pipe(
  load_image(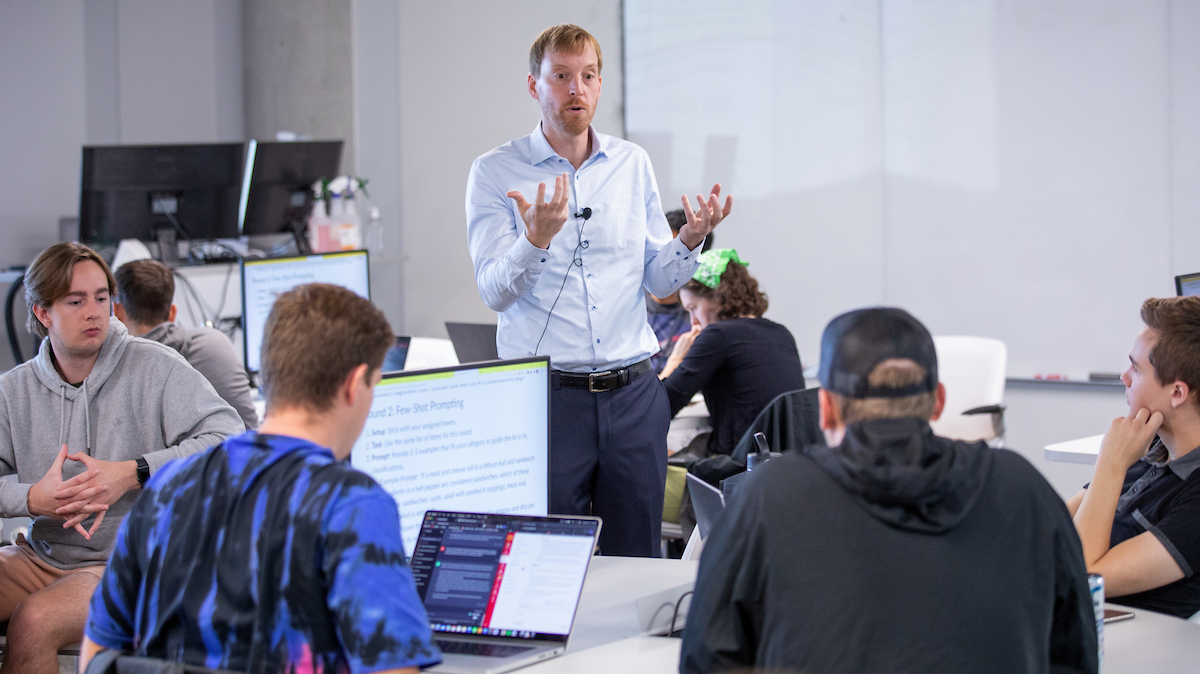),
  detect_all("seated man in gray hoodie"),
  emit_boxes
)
[113,259,258,429]
[680,307,1098,674]
[0,242,243,673]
